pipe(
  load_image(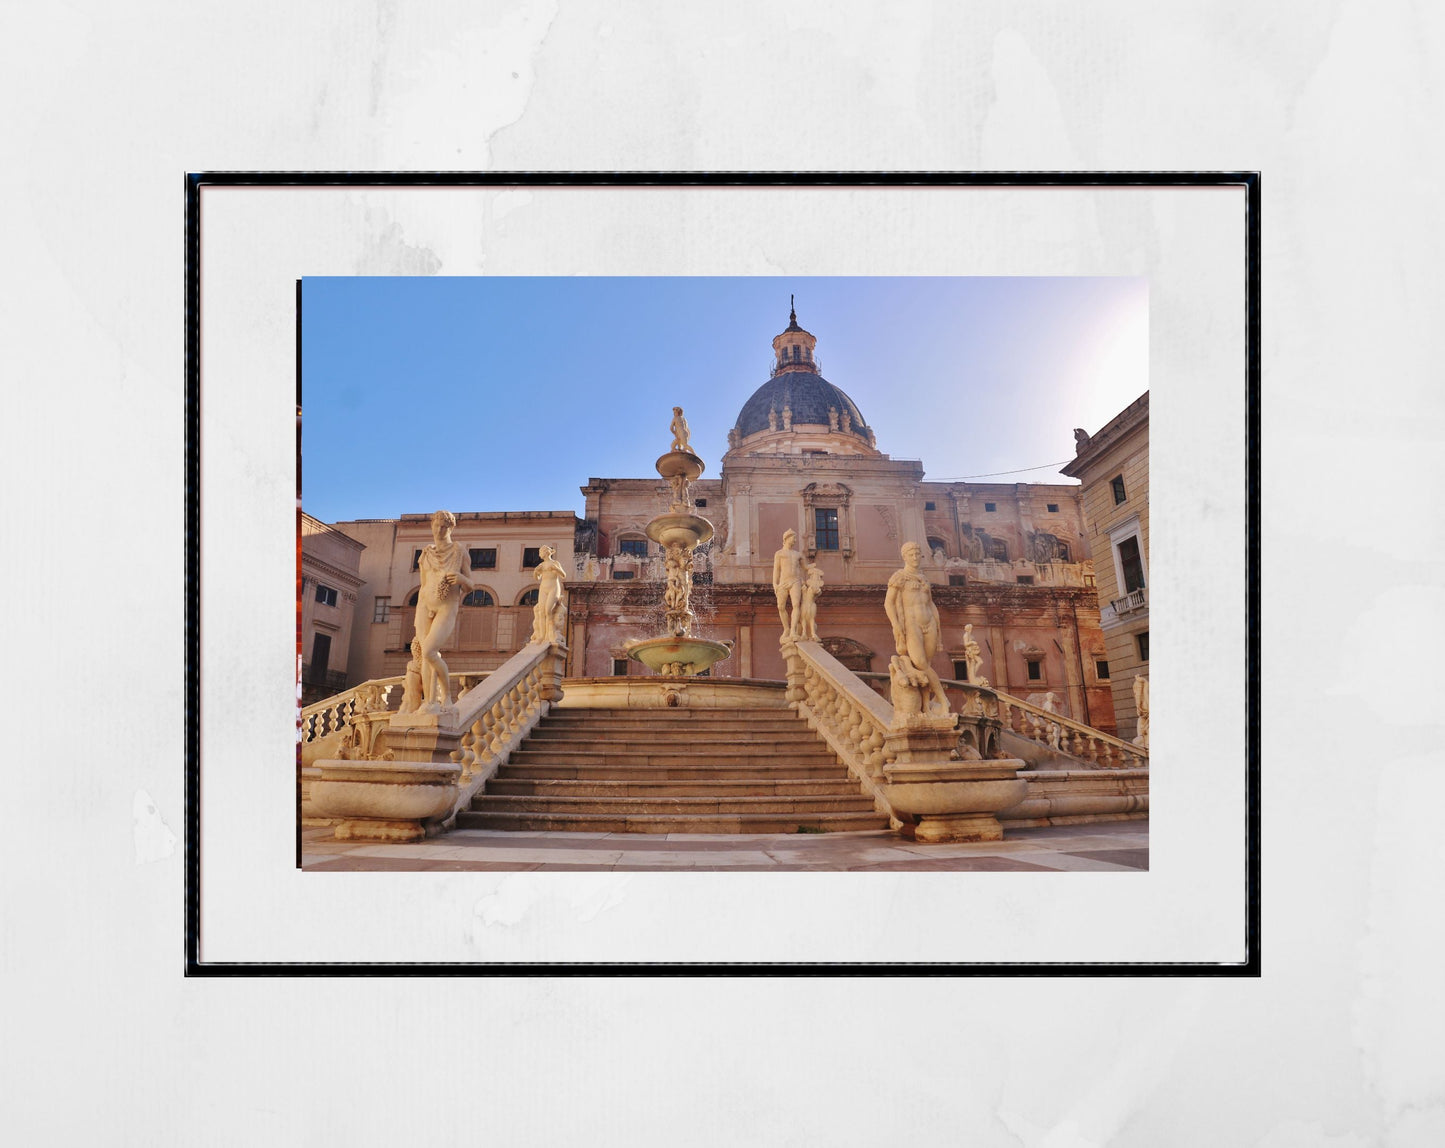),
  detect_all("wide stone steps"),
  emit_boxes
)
[488,777,864,798]
[456,810,889,834]
[467,704,888,834]
[501,762,851,782]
